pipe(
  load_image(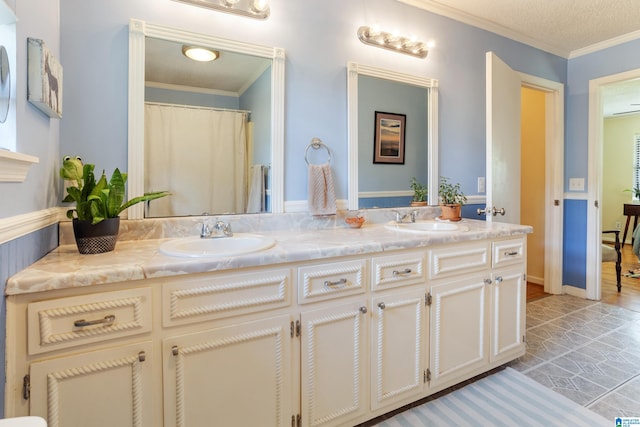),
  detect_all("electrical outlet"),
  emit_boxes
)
[478,177,485,193]
[616,221,622,230]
